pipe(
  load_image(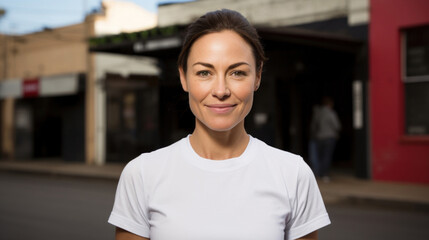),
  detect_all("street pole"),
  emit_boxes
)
[1,8,7,79]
